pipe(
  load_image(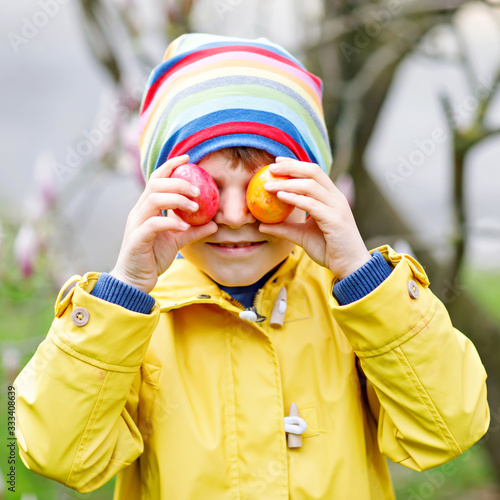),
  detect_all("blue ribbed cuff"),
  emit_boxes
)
[333,251,393,305]
[90,273,156,314]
